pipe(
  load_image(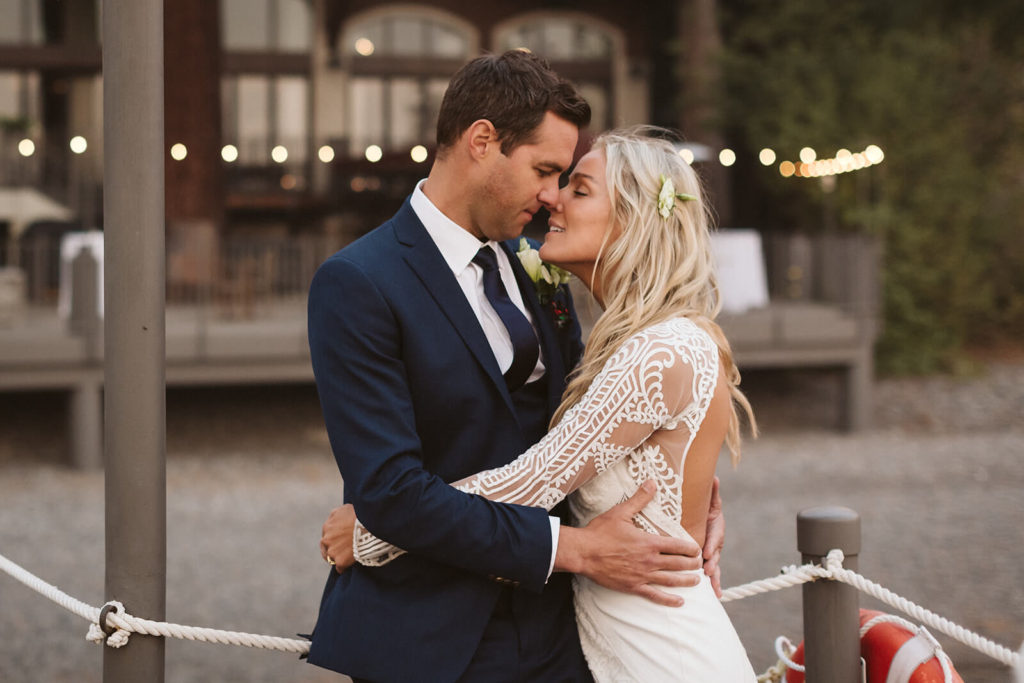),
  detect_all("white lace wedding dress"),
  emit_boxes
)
[353,317,756,682]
